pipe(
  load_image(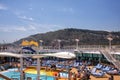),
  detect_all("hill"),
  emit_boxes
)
[14,28,120,46]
